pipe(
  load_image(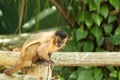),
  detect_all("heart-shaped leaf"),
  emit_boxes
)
[85,12,94,28]
[77,69,94,80]
[75,29,88,41]
[109,0,120,10]
[110,35,120,45]
[115,26,120,35]
[96,36,104,47]
[93,68,103,80]
[103,24,112,34]
[108,14,117,23]
[100,5,109,18]
[89,0,96,11]
[83,41,94,52]
[90,26,102,38]
[91,13,103,26]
